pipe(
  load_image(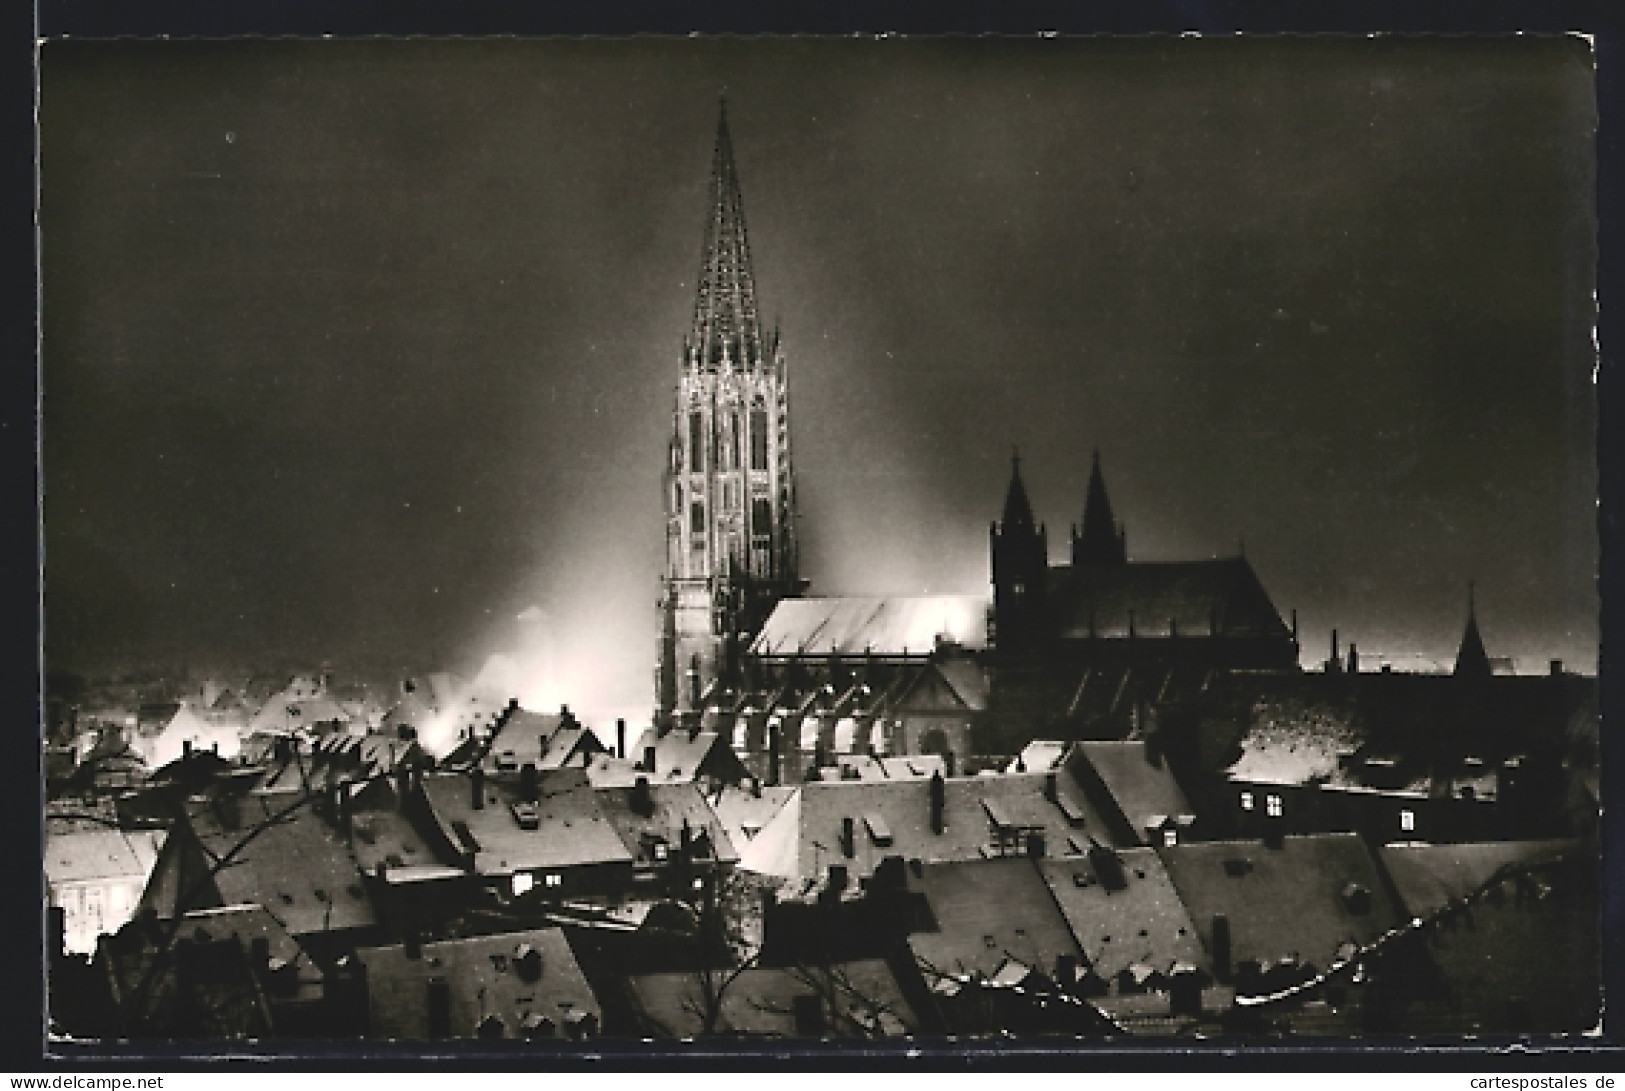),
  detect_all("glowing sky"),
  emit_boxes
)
[42,37,1598,715]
